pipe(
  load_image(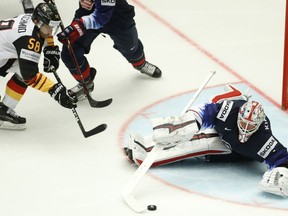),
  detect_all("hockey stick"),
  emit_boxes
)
[21,1,106,136]
[122,71,216,212]
[44,0,113,108]
[53,71,107,137]
[20,1,106,136]
[21,0,34,13]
